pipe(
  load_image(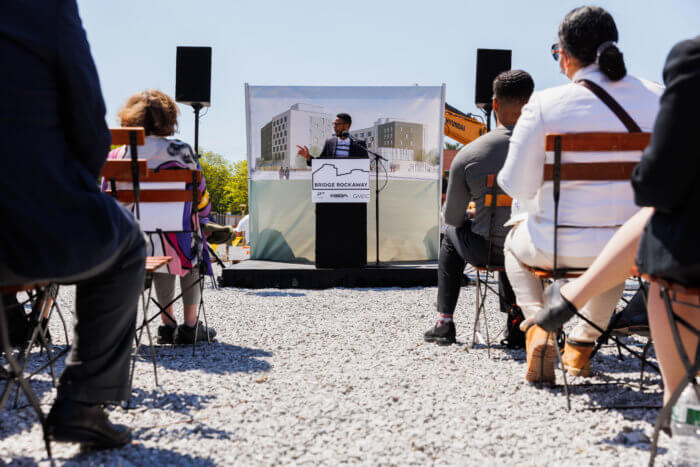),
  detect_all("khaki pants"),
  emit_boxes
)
[504,223,624,342]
